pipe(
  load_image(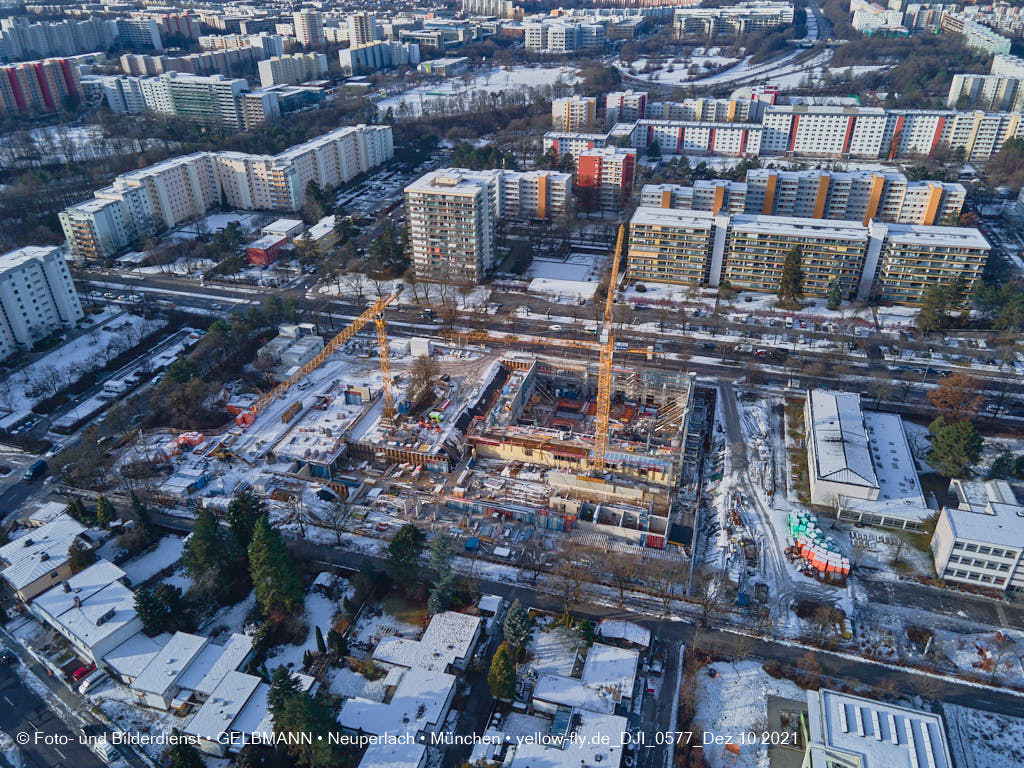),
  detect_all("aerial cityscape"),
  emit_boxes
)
[0,1,1023,768]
